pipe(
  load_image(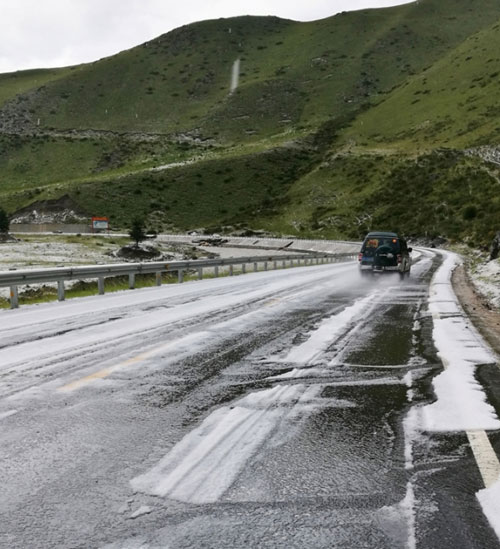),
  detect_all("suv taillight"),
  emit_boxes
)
[358,253,363,262]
